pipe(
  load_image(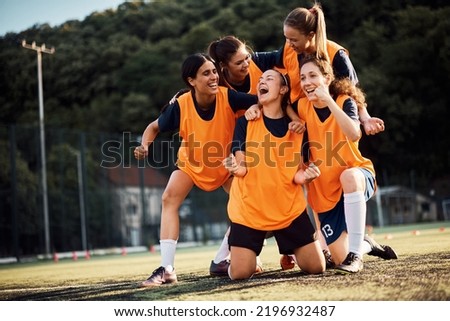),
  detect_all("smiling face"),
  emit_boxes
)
[283,24,314,54]
[224,46,251,83]
[188,60,219,96]
[300,60,330,102]
[257,70,287,105]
